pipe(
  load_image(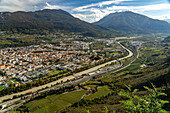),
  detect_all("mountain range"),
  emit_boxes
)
[94,11,170,34]
[0,9,170,36]
[0,9,119,37]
